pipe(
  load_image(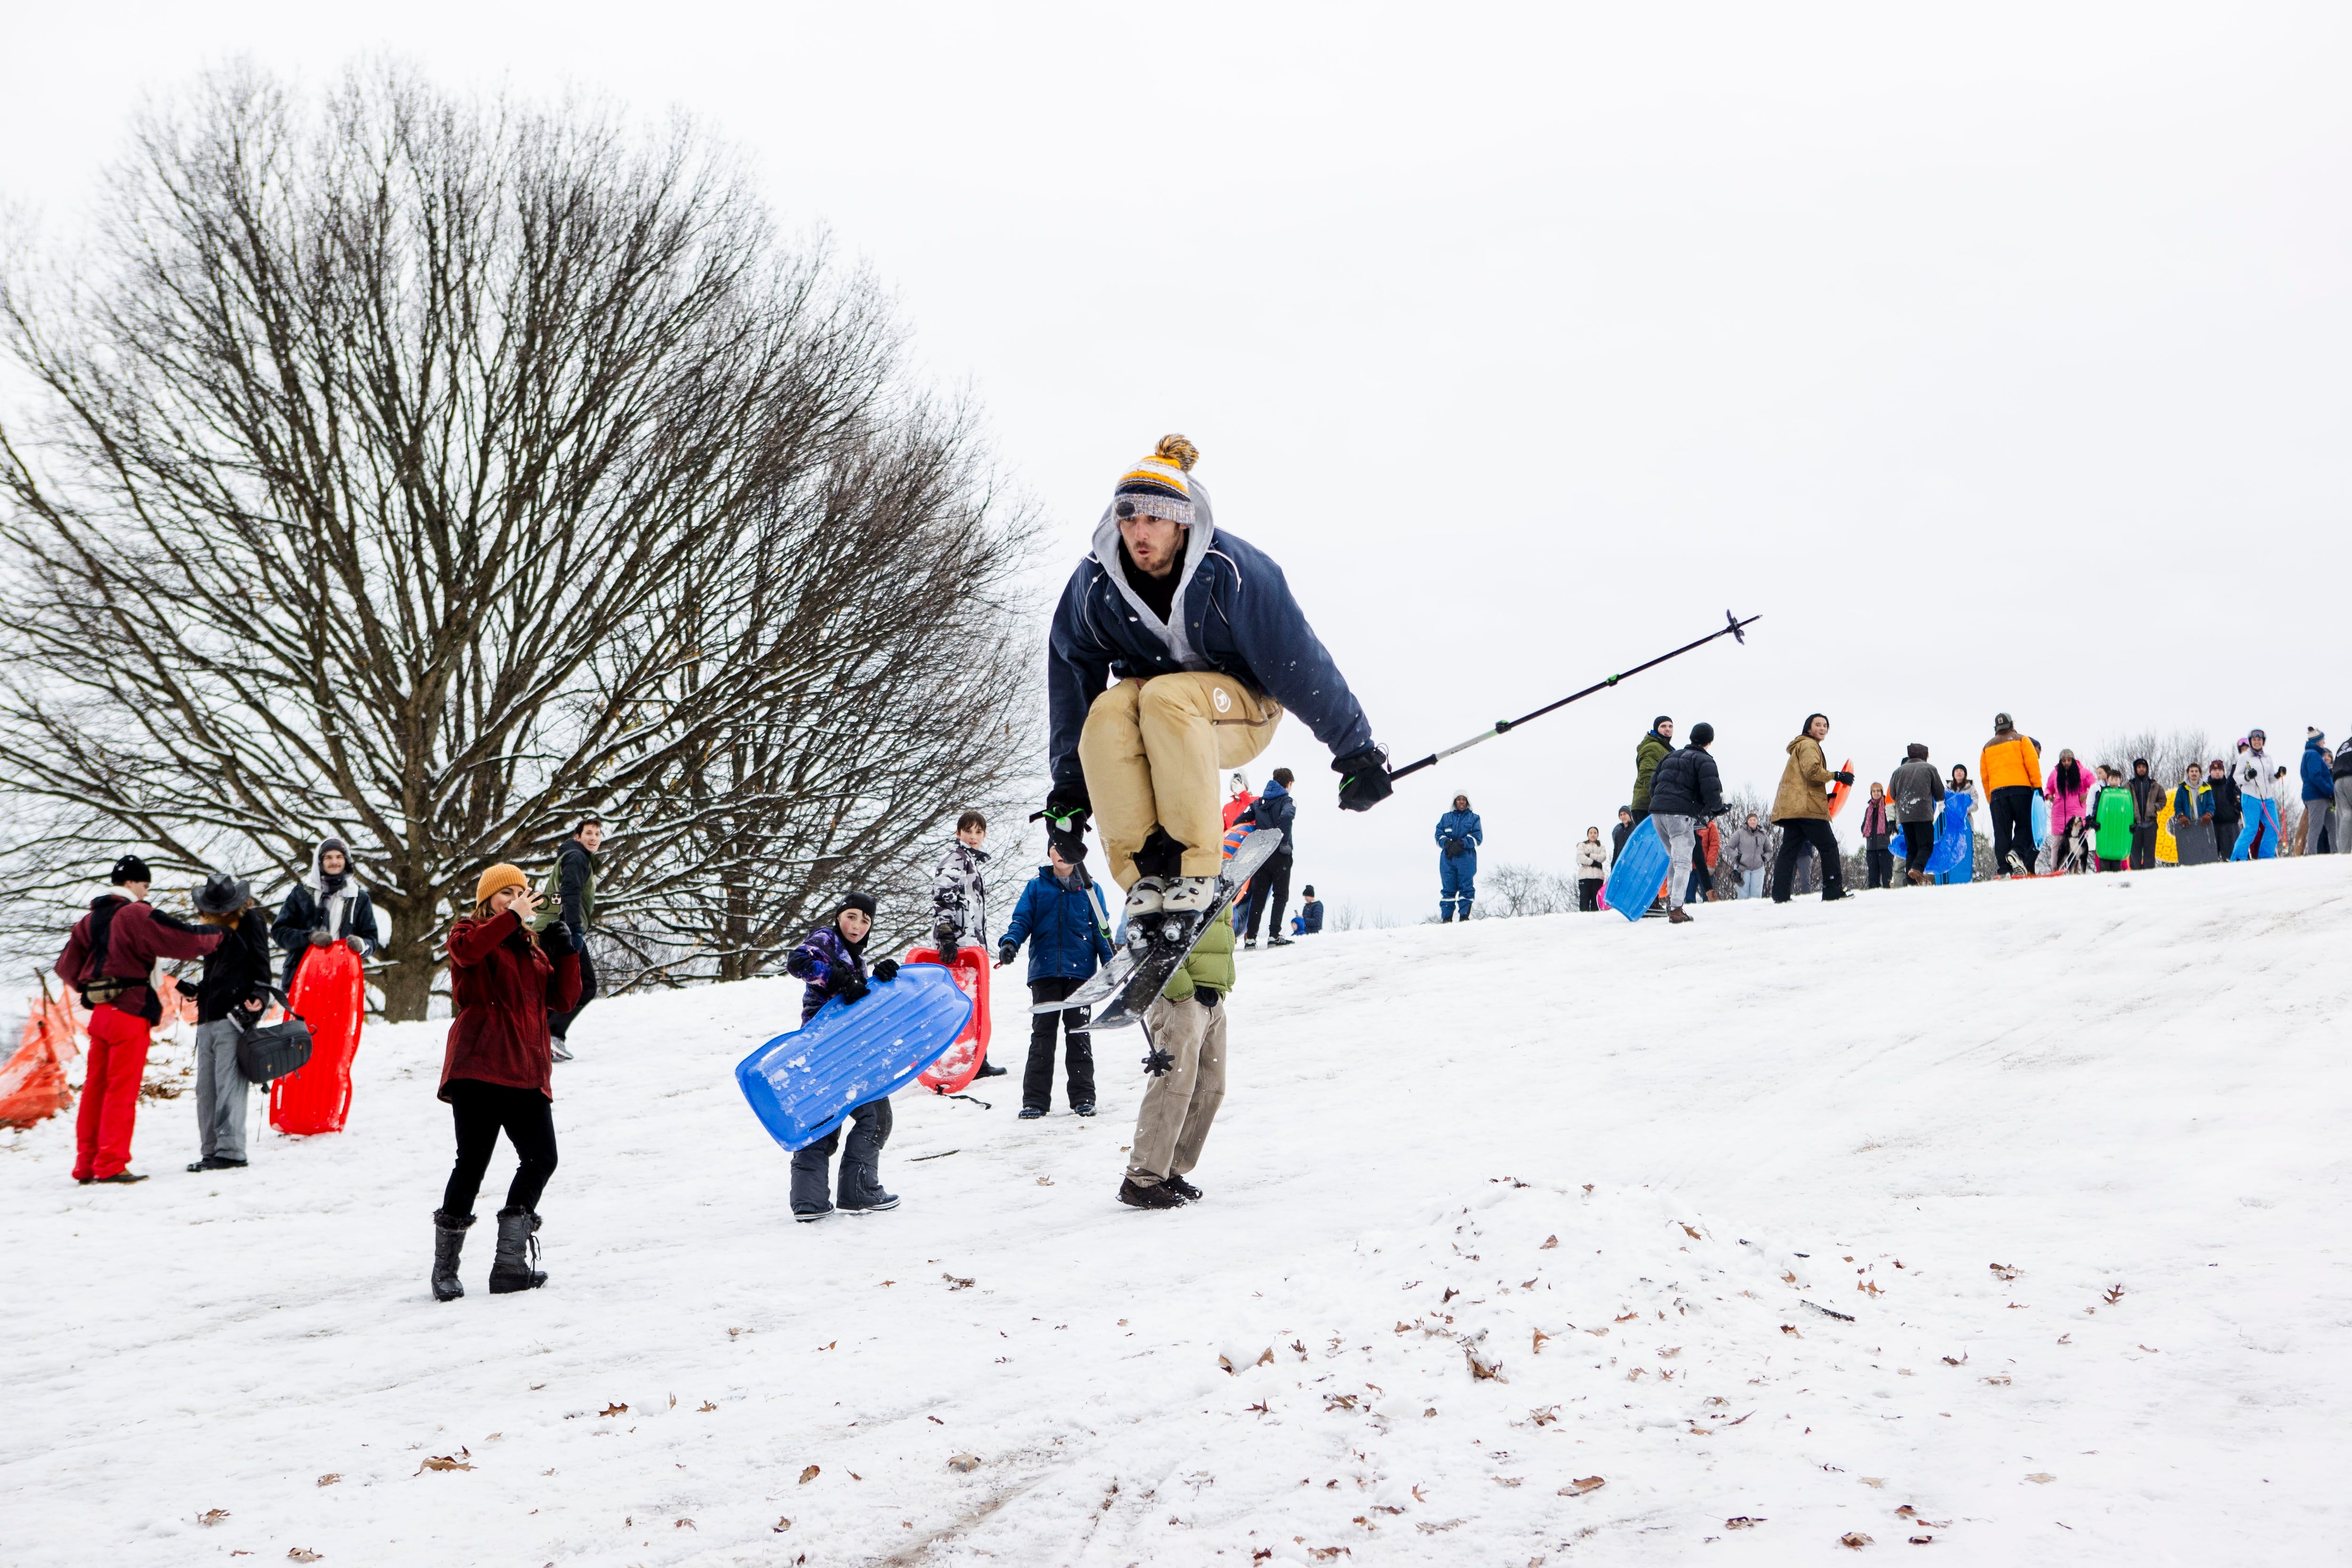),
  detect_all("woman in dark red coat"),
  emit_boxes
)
[431,862,582,1302]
